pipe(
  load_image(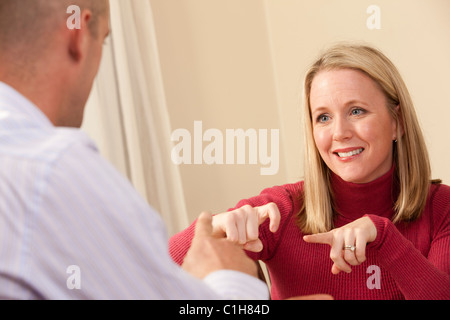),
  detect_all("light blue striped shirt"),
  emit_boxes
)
[0,82,268,300]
